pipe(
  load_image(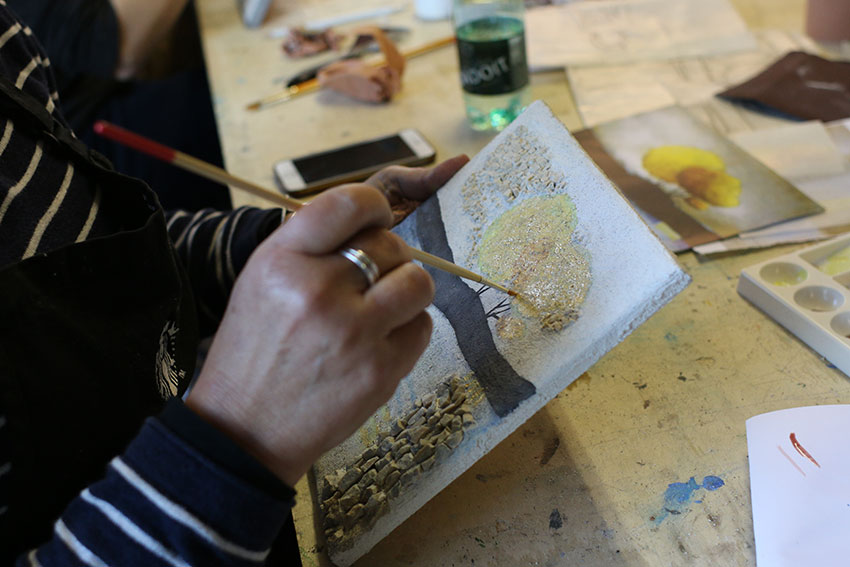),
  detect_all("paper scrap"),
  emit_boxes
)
[746,405,850,567]
[526,0,756,69]
[567,29,819,130]
[829,118,850,156]
[729,121,846,181]
[266,0,408,30]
